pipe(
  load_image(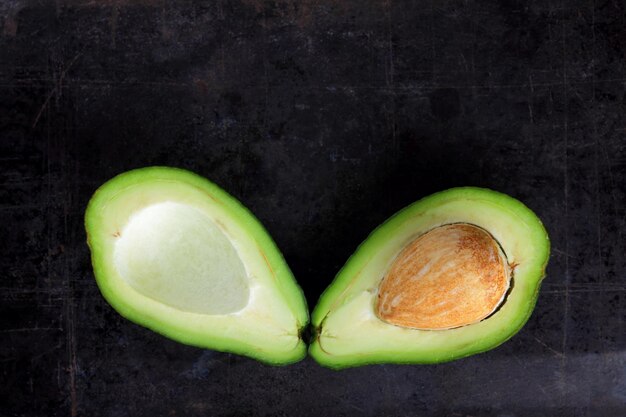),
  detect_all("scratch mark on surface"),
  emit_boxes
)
[533,334,564,357]
[57,360,61,389]
[5,76,626,92]
[381,365,398,409]
[590,0,602,292]
[512,352,551,399]
[543,288,626,294]
[429,0,436,80]
[32,54,81,128]
[329,393,365,413]
[383,0,398,163]
[600,144,621,243]
[226,354,231,398]
[260,6,269,130]
[110,5,119,49]
[552,248,574,258]
[60,0,163,6]
[383,0,394,87]
[559,1,570,400]
[67,265,78,417]
[528,74,534,126]
[1,327,63,333]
